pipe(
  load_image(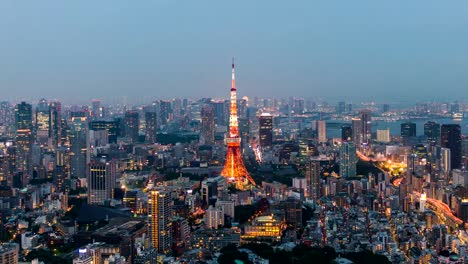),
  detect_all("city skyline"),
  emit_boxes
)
[1,1,468,103]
